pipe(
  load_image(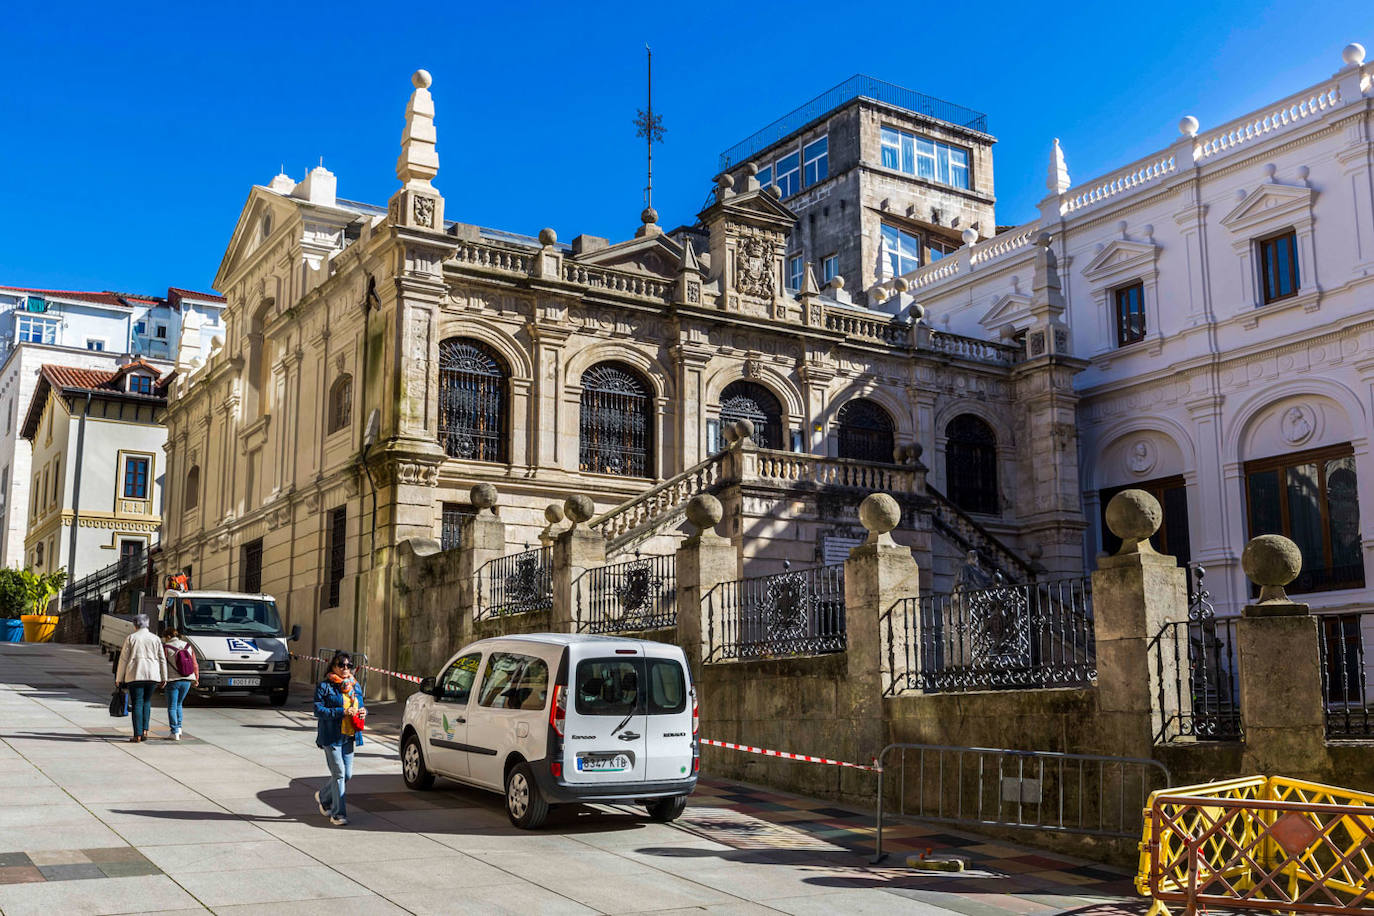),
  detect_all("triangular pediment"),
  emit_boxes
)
[698,186,798,229]
[213,187,300,291]
[575,233,682,277]
[1081,239,1157,282]
[1220,182,1316,233]
[979,291,1032,329]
